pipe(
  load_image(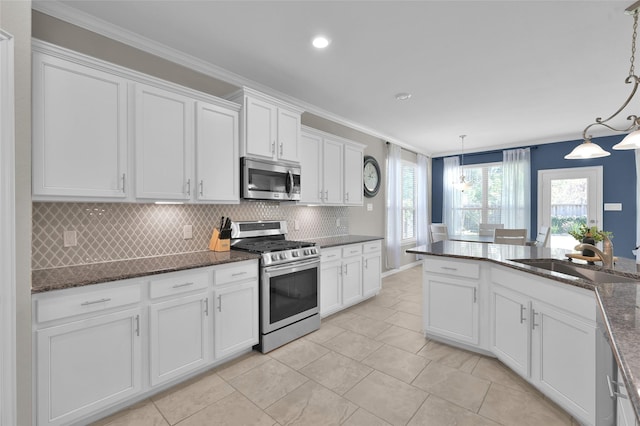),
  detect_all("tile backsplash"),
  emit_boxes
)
[32,201,349,269]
